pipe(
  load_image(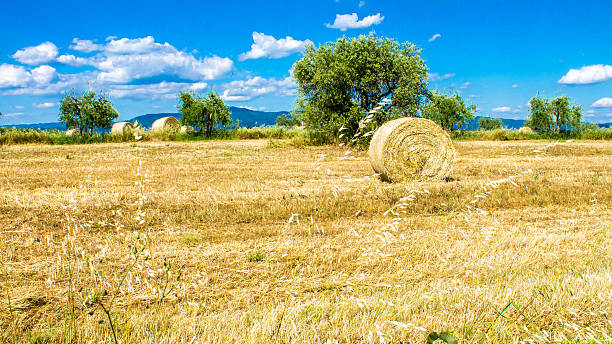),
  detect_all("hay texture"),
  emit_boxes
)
[152,116,181,132]
[180,125,194,133]
[368,117,455,182]
[111,122,134,135]
[518,126,533,133]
